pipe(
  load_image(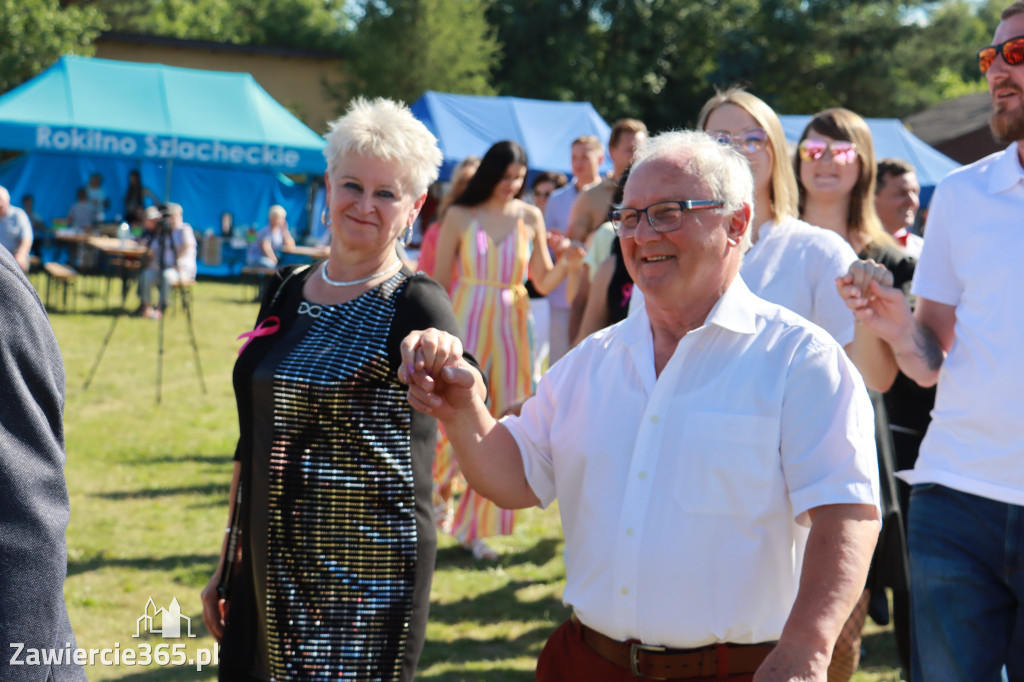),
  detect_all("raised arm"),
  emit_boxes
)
[754,503,880,681]
[399,328,539,509]
[893,298,954,388]
[528,205,583,296]
[837,261,953,388]
[837,260,899,392]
